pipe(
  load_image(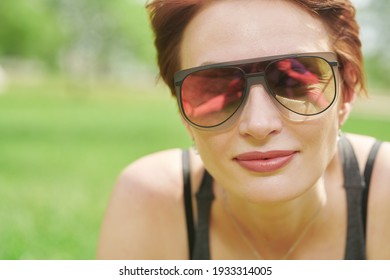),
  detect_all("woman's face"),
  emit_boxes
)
[180,0,343,202]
